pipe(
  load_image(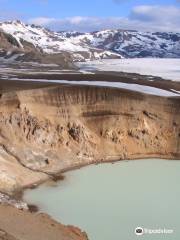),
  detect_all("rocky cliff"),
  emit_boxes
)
[0,83,179,194]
